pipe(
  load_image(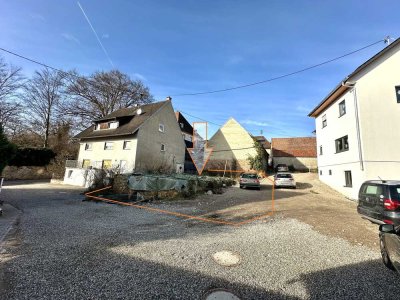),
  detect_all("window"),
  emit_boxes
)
[123,141,131,150]
[319,170,322,175]
[339,100,346,117]
[104,142,114,150]
[102,160,112,169]
[82,159,91,168]
[322,114,327,128]
[109,121,118,129]
[67,170,73,178]
[335,135,349,153]
[119,160,127,171]
[319,145,323,155]
[161,144,166,151]
[329,170,332,175]
[85,143,92,151]
[180,122,184,129]
[96,121,119,130]
[159,124,165,132]
[395,86,400,103]
[363,184,382,195]
[344,171,352,187]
